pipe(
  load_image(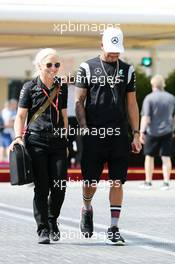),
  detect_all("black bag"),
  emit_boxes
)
[9,143,33,185]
